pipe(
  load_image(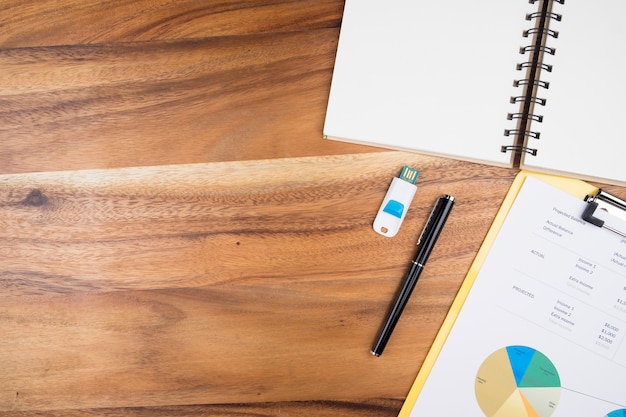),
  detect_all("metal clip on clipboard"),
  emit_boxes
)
[582,189,626,238]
